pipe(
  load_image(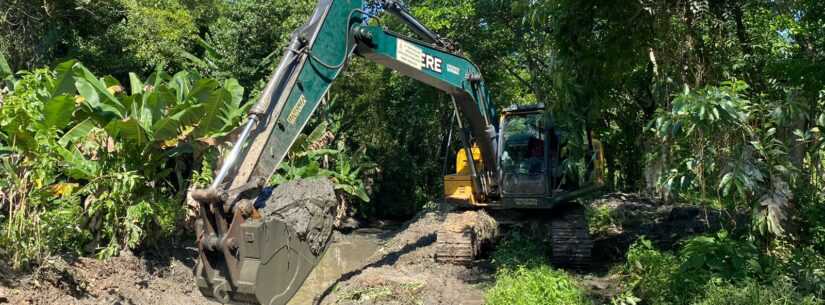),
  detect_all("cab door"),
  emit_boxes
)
[498,112,547,196]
